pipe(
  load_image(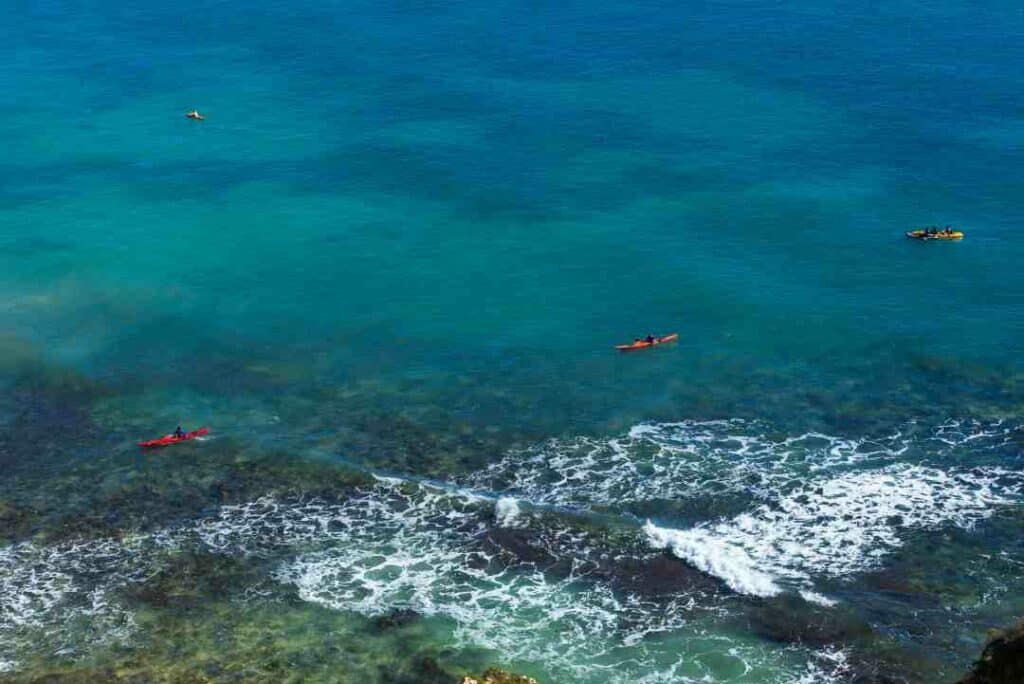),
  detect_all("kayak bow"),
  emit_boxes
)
[138,427,210,448]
